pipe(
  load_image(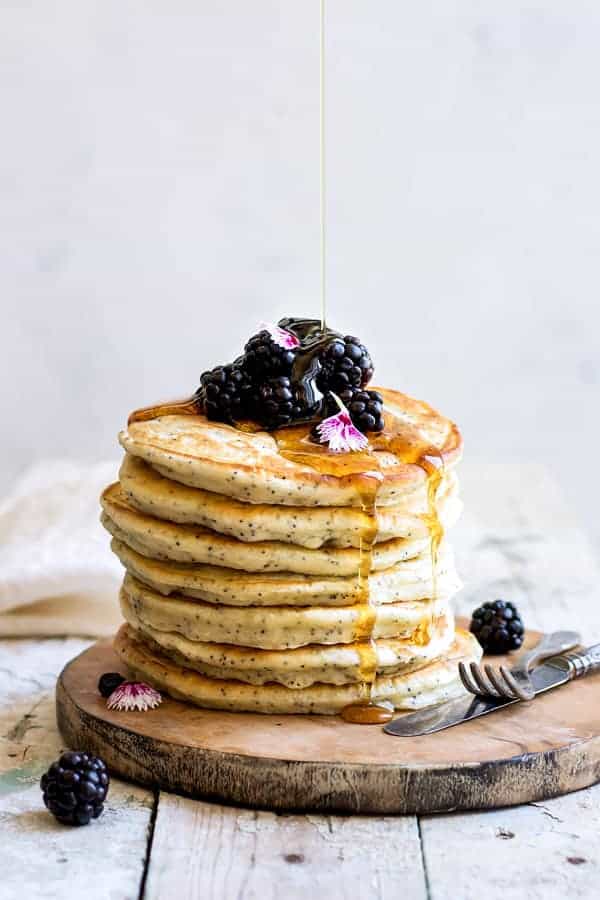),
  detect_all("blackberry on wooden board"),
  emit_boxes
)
[470,600,525,654]
[98,672,125,698]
